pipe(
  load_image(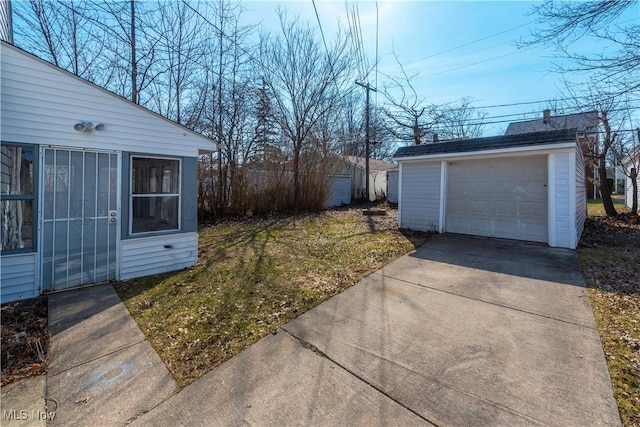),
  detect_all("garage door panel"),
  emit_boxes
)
[446,156,547,243]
